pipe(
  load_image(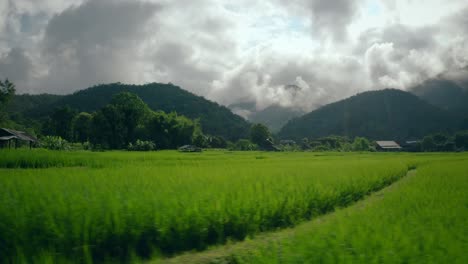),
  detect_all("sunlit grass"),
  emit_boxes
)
[0,150,464,263]
[209,159,468,264]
